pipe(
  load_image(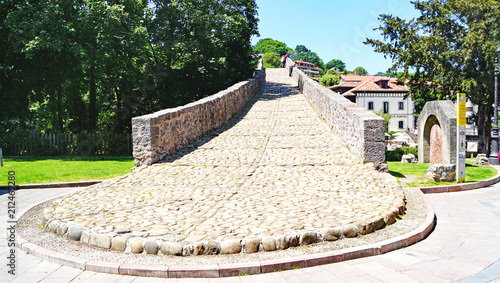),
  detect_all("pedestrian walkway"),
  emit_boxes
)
[2,184,500,282]
[39,68,403,252]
